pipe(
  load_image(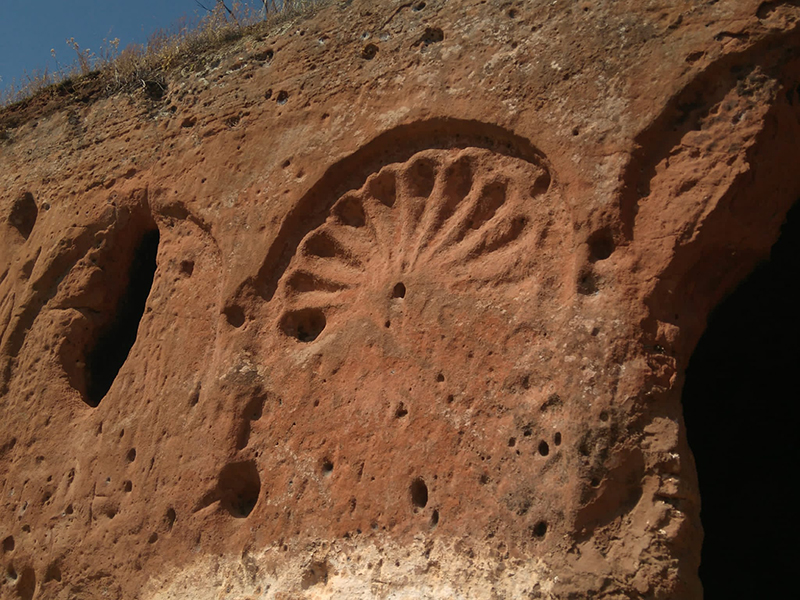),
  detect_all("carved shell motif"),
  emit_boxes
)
[277,147,560,342]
